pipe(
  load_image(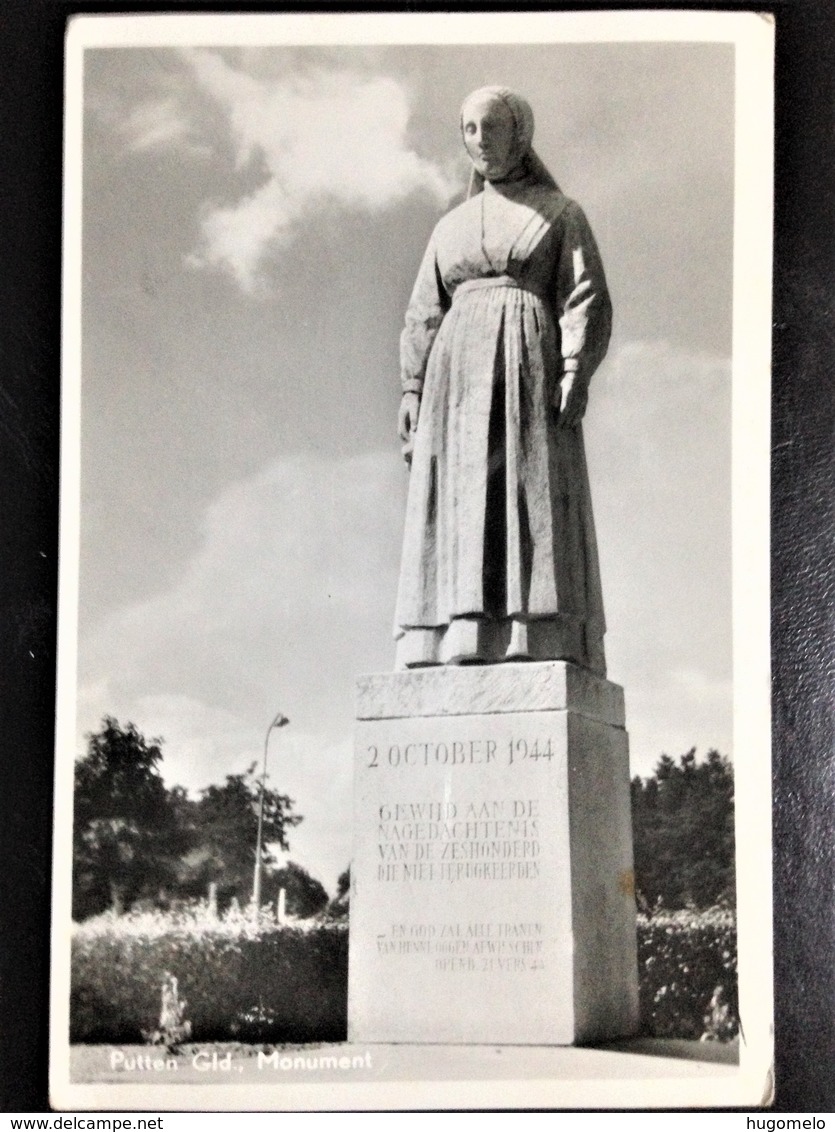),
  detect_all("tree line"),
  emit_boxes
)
[72,717,336,921]
[631,748,735,912]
